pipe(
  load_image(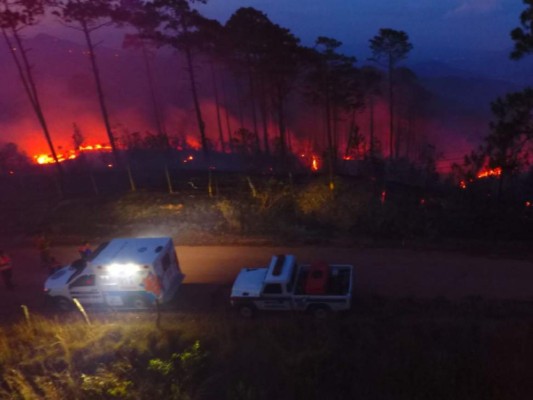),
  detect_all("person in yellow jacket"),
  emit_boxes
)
[0,250,14,289]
